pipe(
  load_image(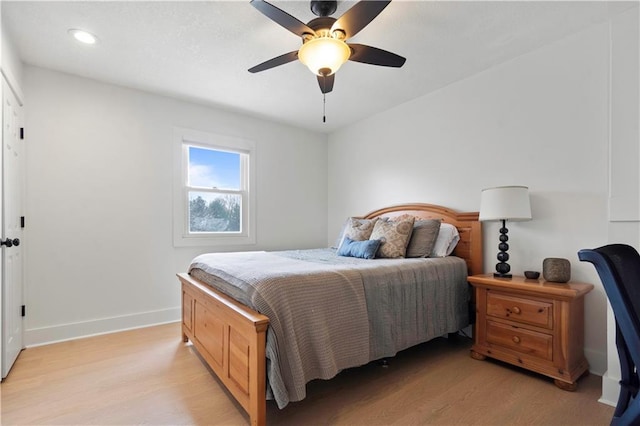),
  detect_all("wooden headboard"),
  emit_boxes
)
[361,203,483,276]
